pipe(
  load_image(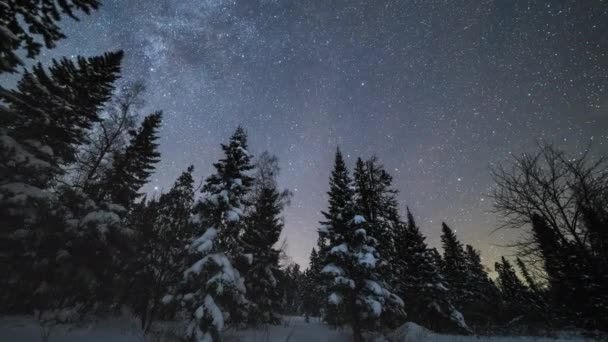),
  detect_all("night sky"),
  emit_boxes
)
[19,1,608,268]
